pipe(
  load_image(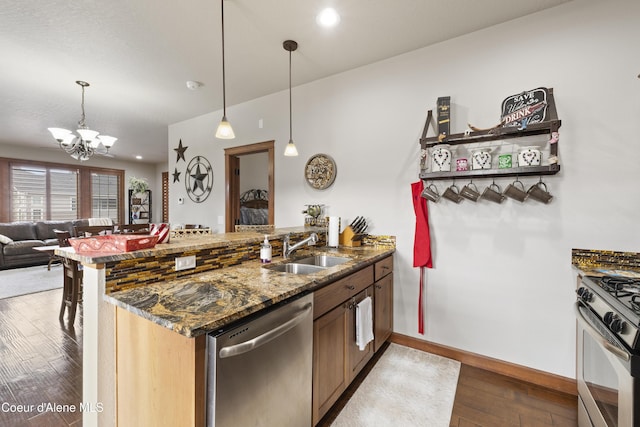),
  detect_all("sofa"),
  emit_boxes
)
[0,220,89,270]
